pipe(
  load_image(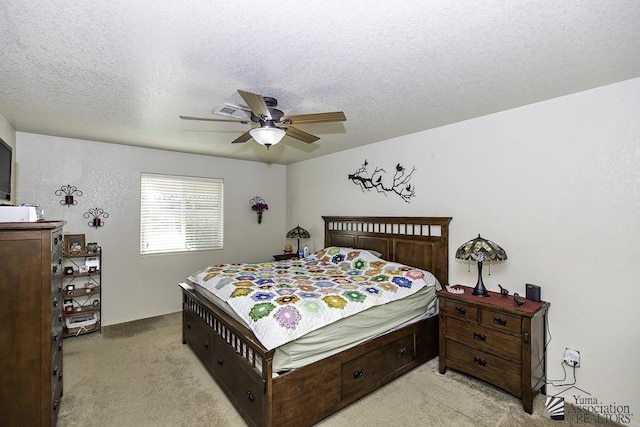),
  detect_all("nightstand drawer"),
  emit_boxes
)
[445,317,521,361]
[443,301,478,321]
[445,339,521,397]
[481,308,521,335]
